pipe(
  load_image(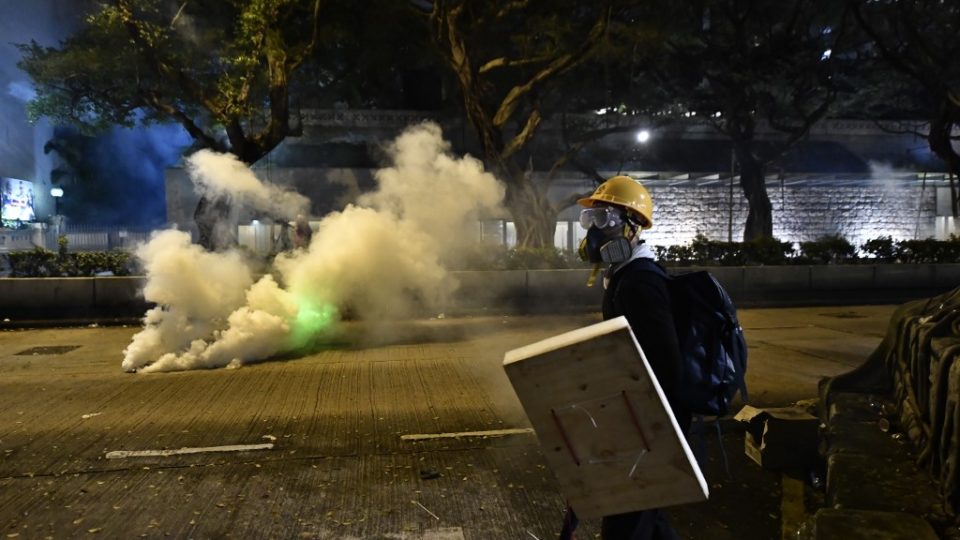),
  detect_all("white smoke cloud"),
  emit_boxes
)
[868,160,905,195]
[187,150,310,220]
[6,81,36,103]
[121,229,254,372]
[124,122,505,373]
